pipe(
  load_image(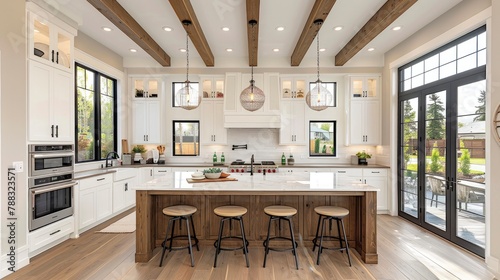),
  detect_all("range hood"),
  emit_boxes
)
[224,113,281,128]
